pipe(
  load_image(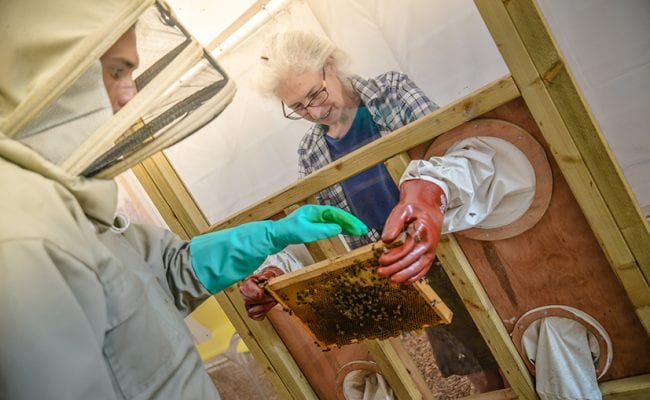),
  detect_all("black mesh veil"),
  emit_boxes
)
[81,1,235,178]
